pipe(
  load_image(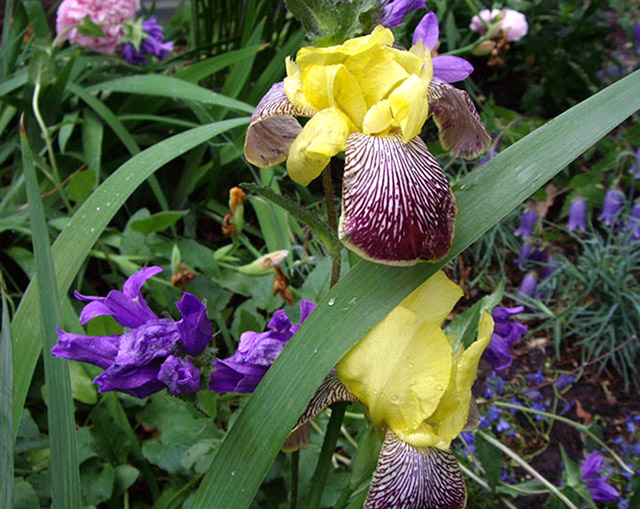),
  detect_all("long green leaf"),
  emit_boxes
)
[21,127,81,508]
[175,45,265,83]
[0,281,12,509]
[86,75,255,113]
[193,70,640,508]
[11,117,250,437]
